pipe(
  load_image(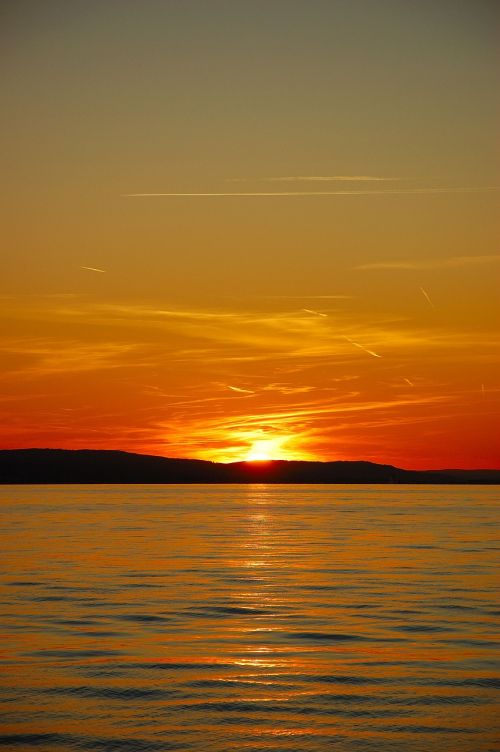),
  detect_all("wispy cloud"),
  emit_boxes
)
[266,294,353,300]
[227,175,402,183]
[123,187,499,198]
[3,292,498,464]
[158,392,454,462]
[302,308,328,318]
[5,299,500,370]
[227,385,255,394]
[261,383,318,395]
[356,255,500,271]
[0,340,140,377]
